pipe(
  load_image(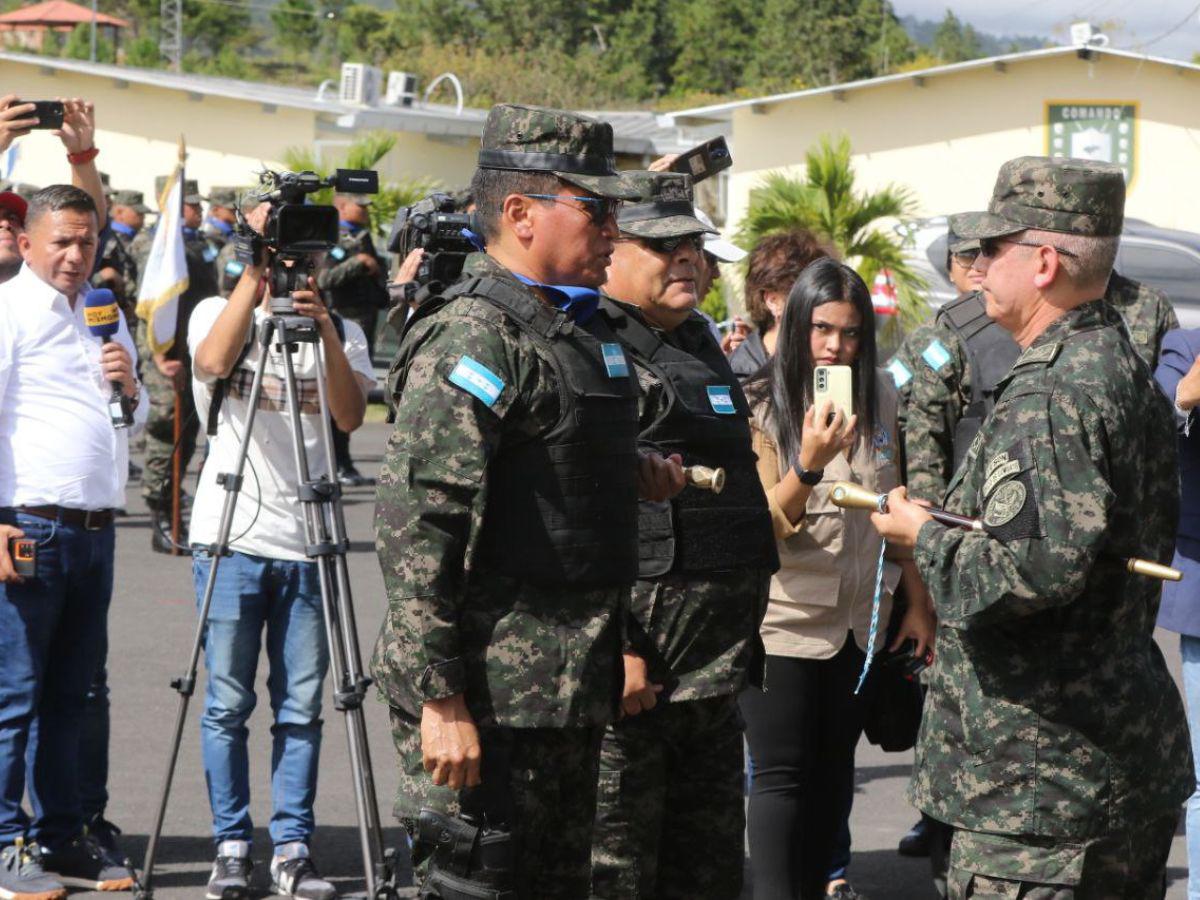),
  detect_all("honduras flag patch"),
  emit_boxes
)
[922,339,951,372]
[448,356,505,408]
[707,385,736,415]
[886,358,912,389]
[601,343,629,378]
